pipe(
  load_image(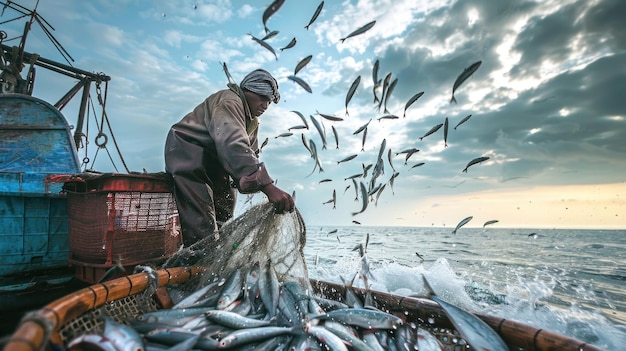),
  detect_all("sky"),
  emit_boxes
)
[2,0,625,229]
